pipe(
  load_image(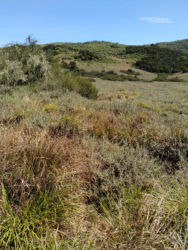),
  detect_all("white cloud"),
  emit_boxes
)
[139,17,173,24]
